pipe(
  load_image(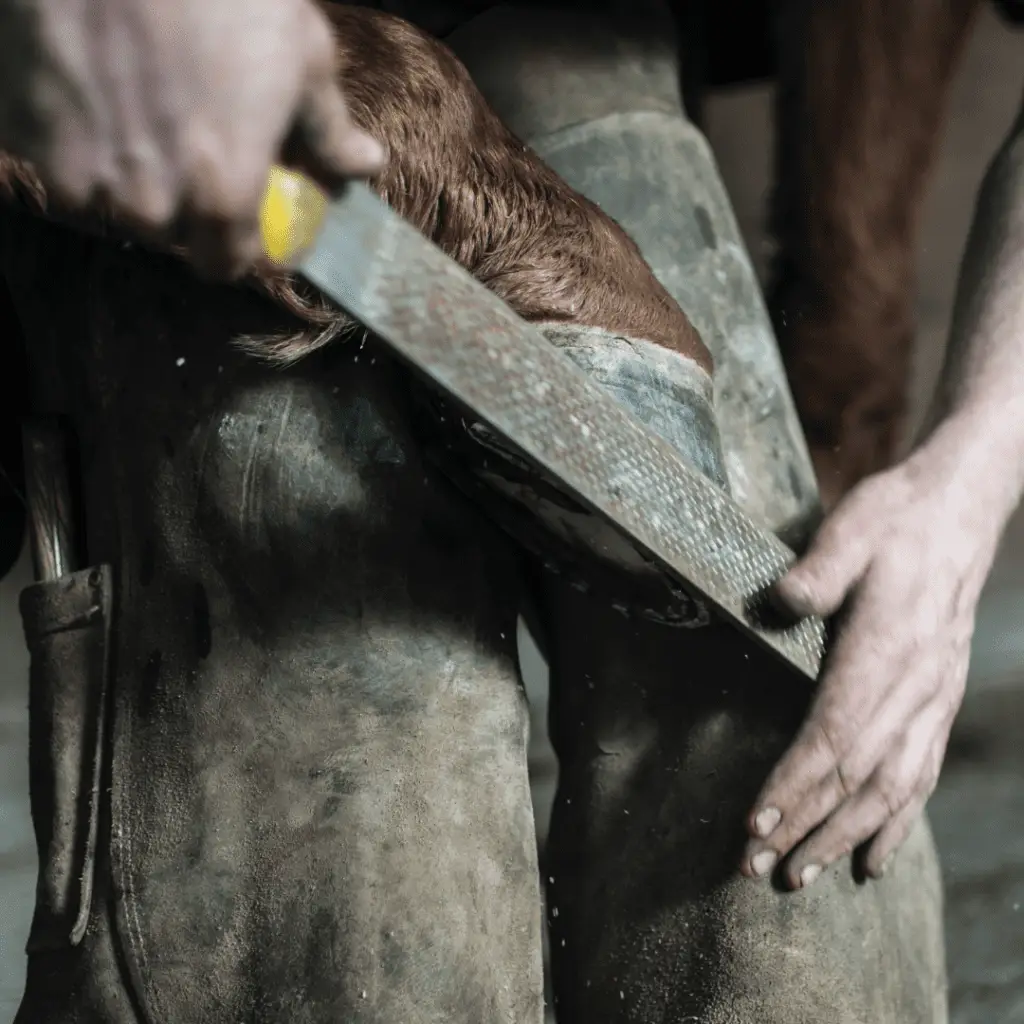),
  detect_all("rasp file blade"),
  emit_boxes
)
[296,182,827,683]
